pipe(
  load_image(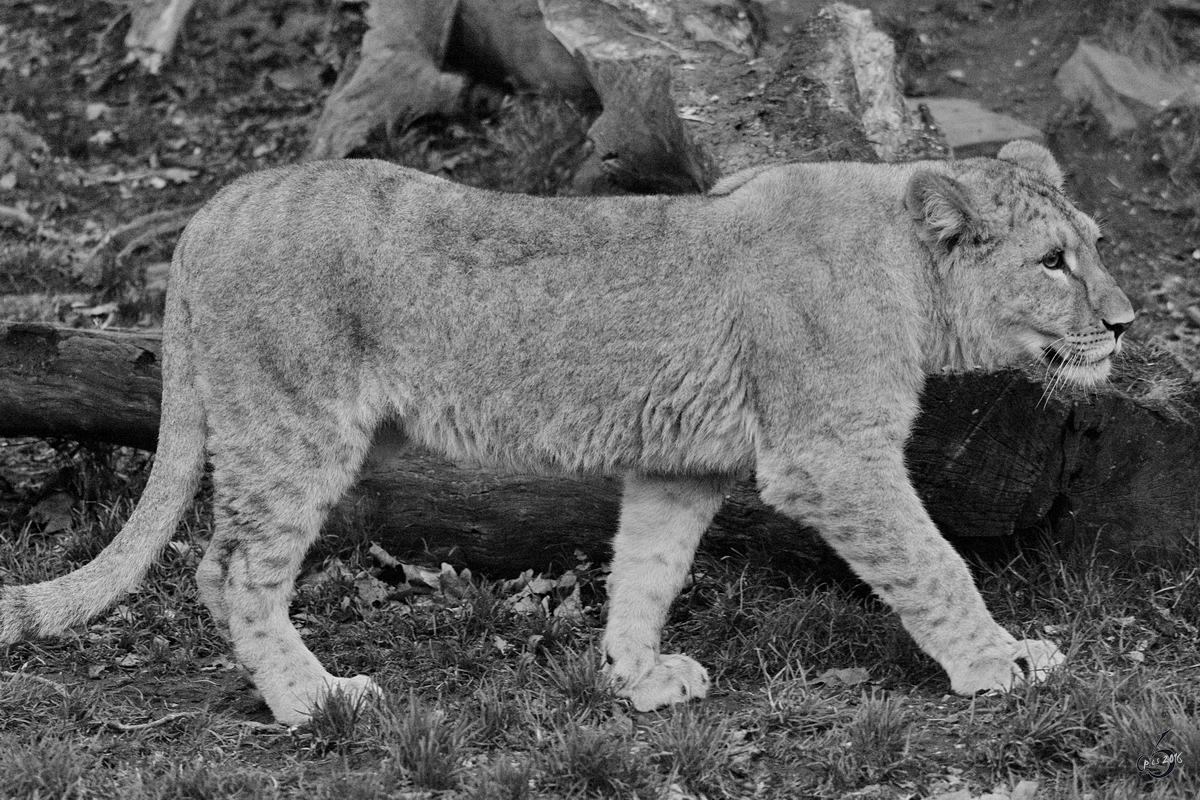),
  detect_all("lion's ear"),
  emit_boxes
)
[996,140,1064,188]
[905,171,986,255]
